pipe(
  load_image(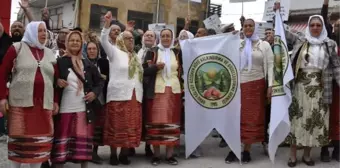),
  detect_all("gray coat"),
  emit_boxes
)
[286,31,340,104]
